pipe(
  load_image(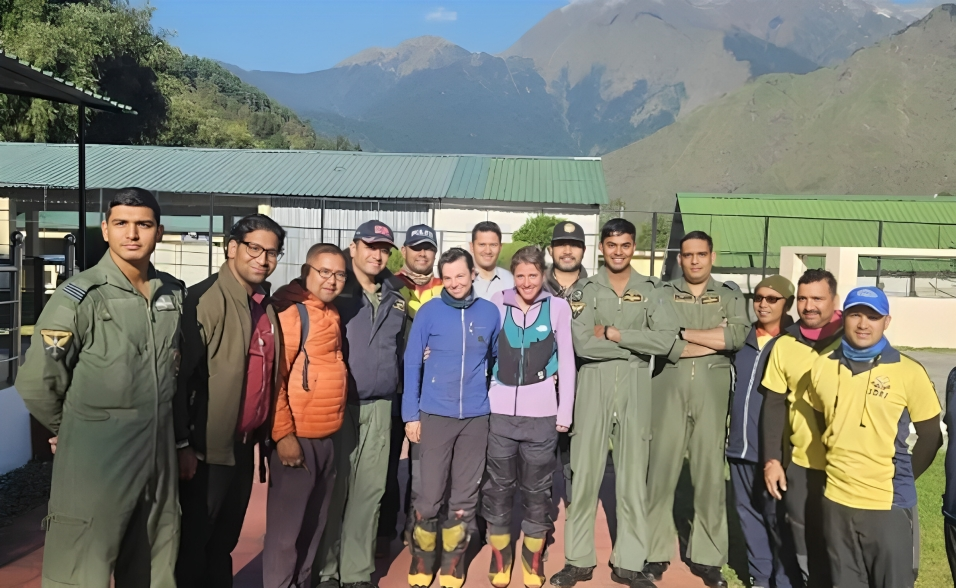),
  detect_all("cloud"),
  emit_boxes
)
[426,7,457,22]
